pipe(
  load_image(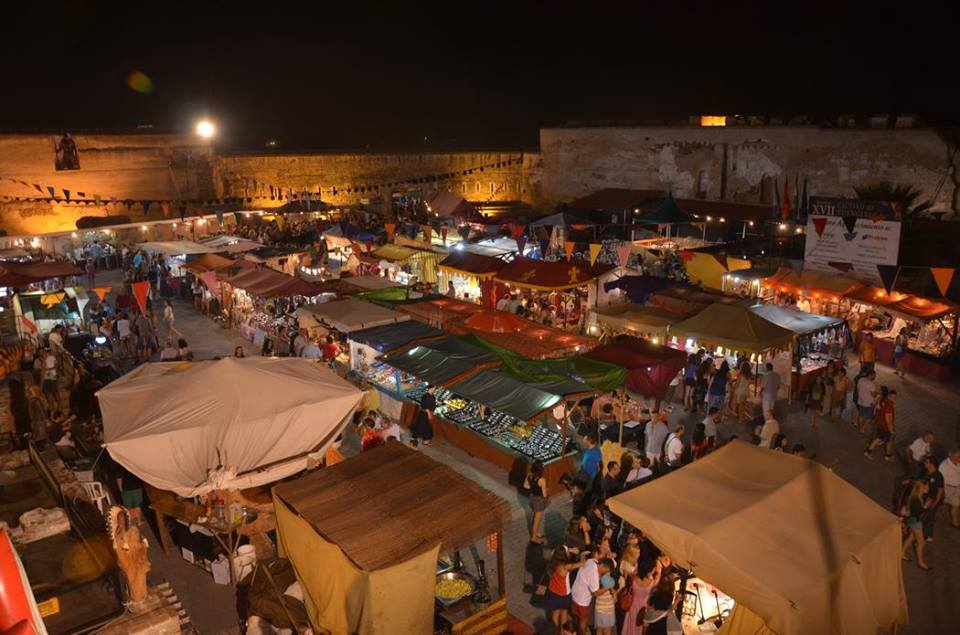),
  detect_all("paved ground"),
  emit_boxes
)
[99,278,960,634]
